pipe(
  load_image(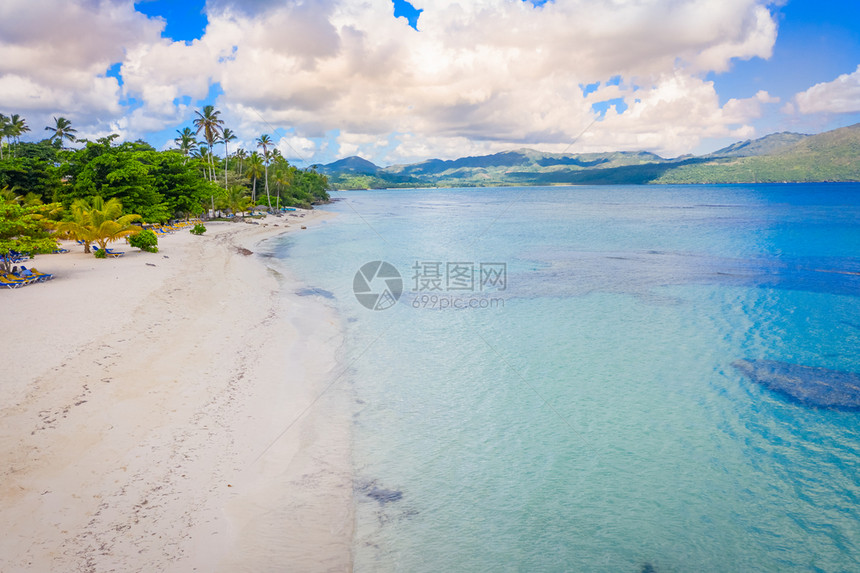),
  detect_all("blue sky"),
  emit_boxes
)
[2,0,859,165]
[705,0,860,144]
[134,0,208,42]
